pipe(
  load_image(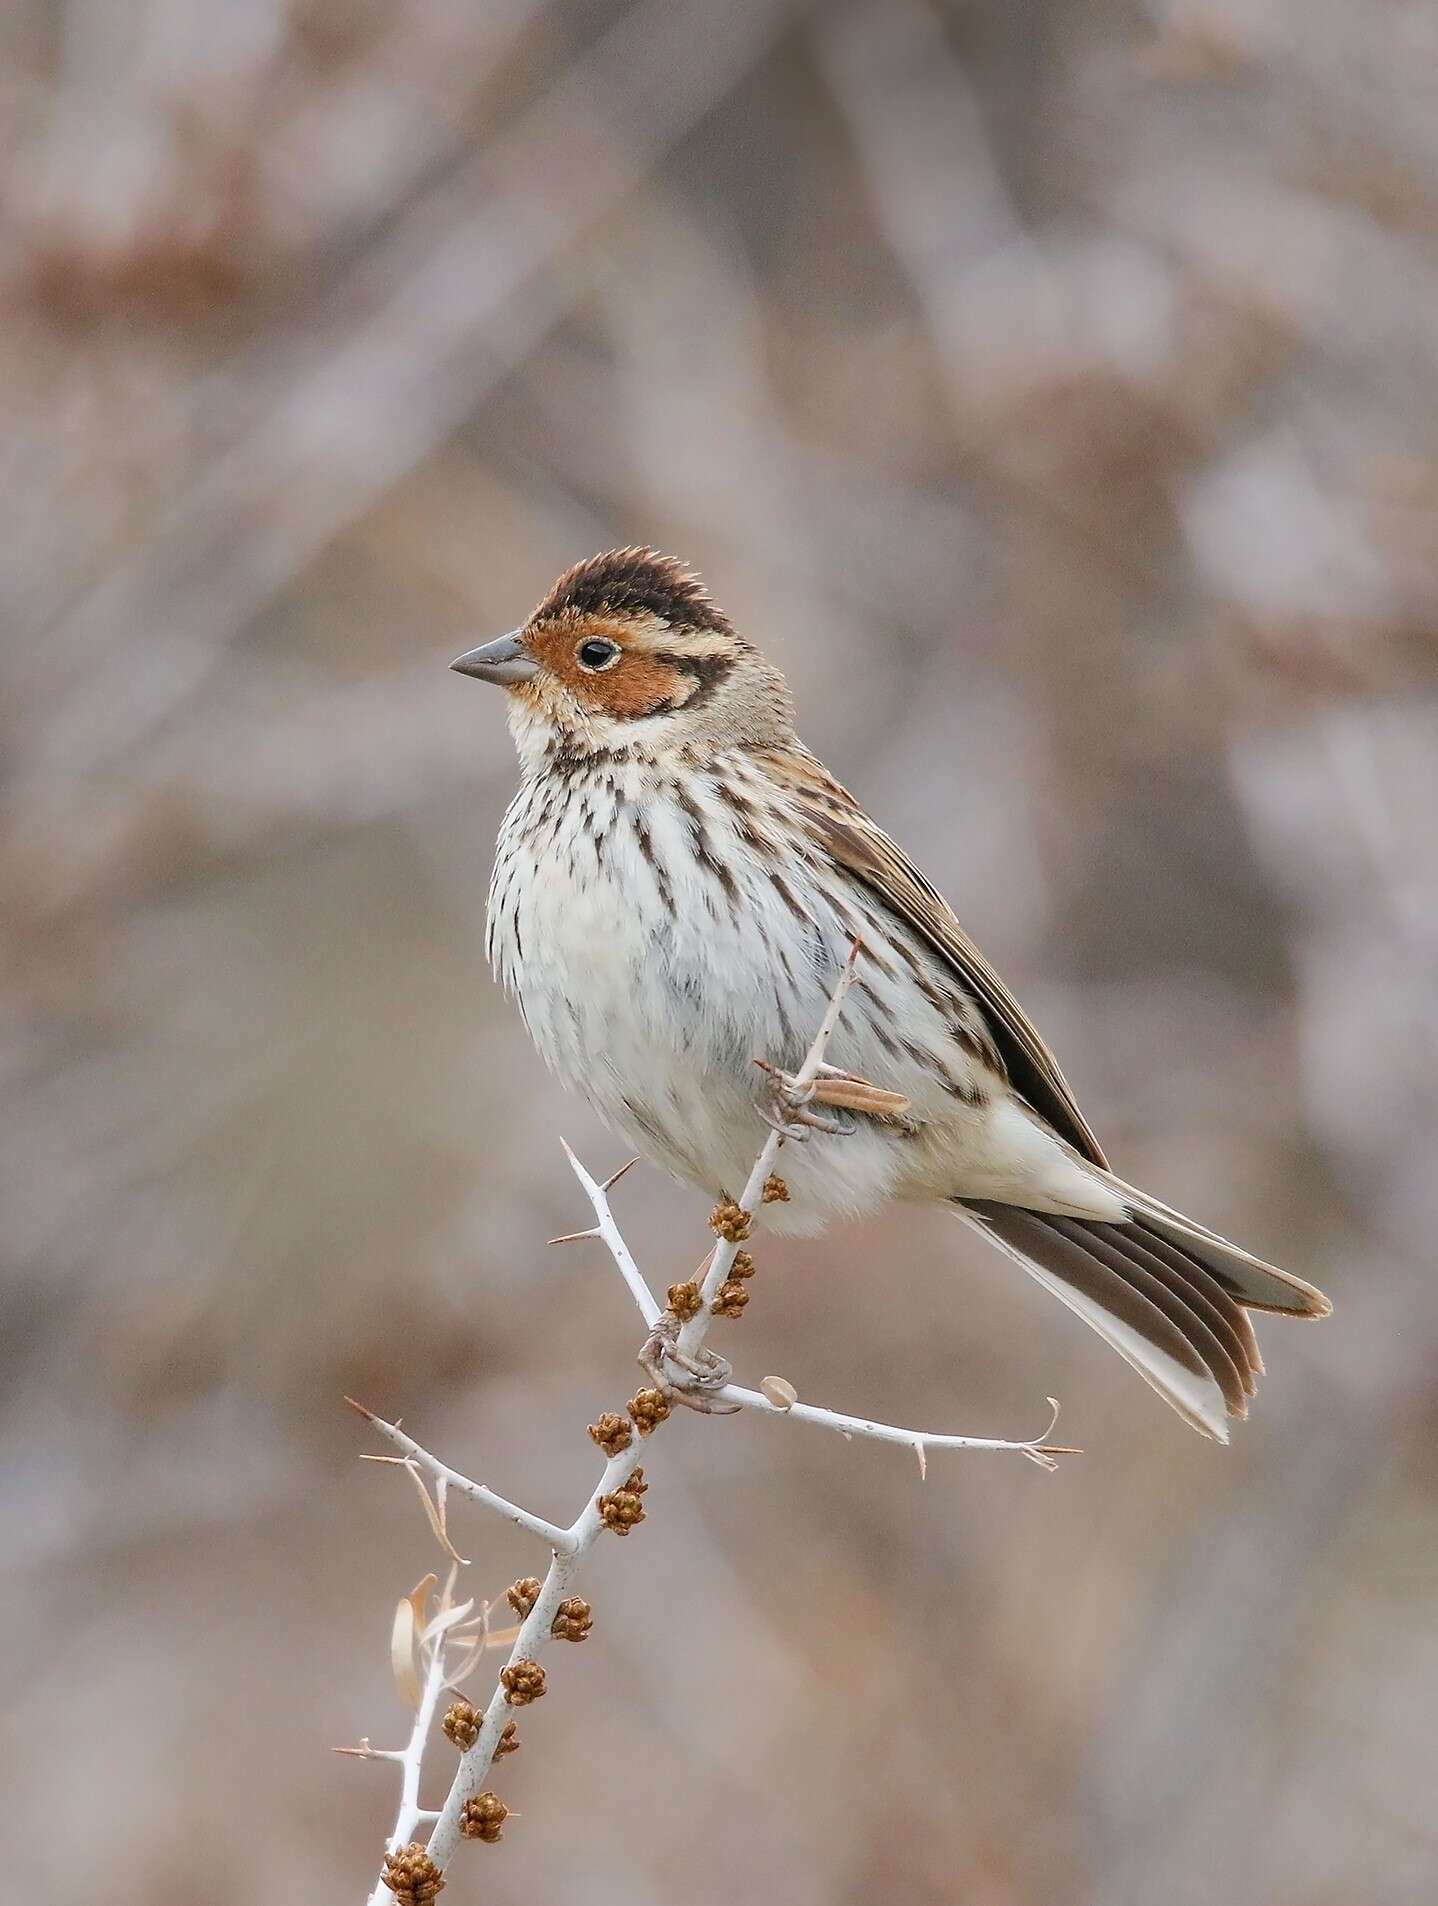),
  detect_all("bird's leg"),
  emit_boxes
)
[638,1313,739,1415]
